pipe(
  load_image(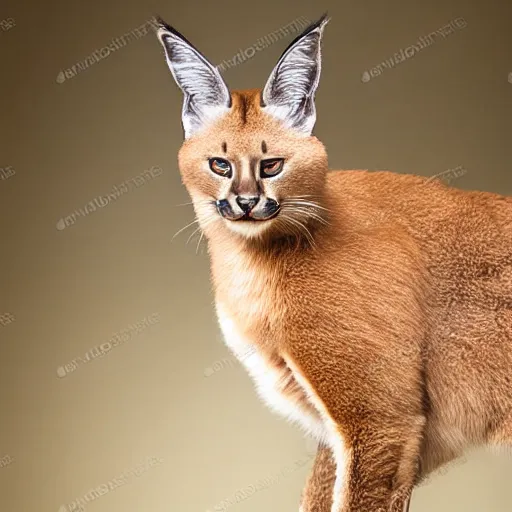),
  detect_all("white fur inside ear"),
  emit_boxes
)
[262,103,316,136]
[157,27,231,138]
[262,26,325,136]
[181,103,230,139]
